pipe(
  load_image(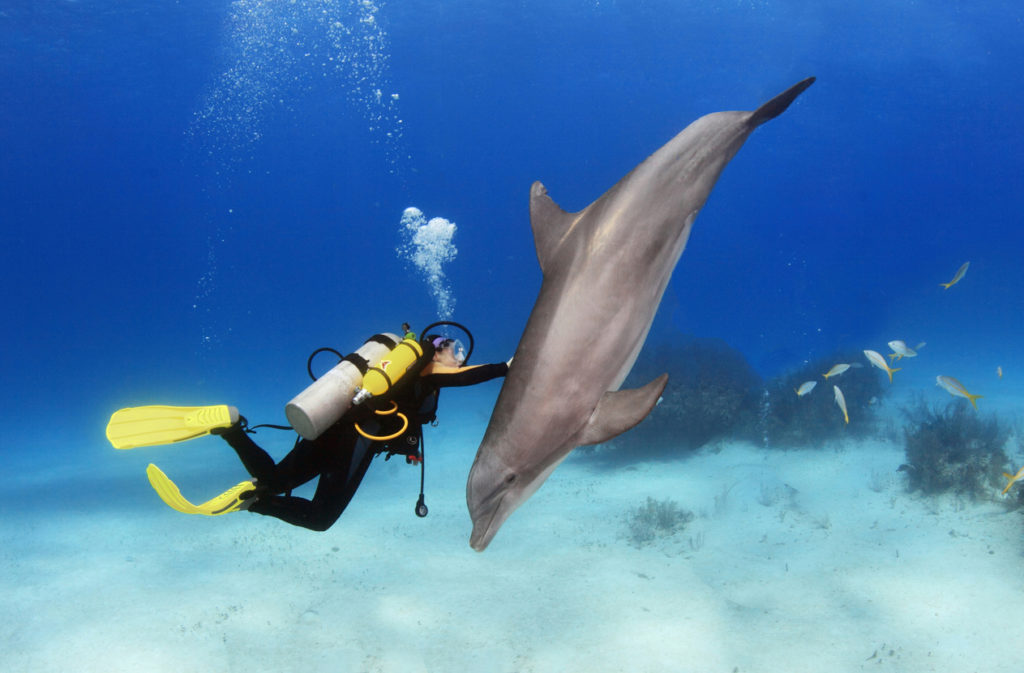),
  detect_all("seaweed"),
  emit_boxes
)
[753,350,884,448]
[583,335,762,464]
[899,397,1009,498]
[624,497,694,547]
